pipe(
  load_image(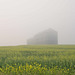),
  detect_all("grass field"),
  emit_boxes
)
[0,45,75,75]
